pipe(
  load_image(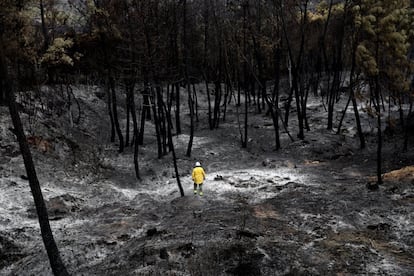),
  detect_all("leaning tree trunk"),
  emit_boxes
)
[1,45,69,275]
[349,39,365,149]
[186,85,195,157]
[162,99,184,196]
[336,92,352,134]
[265,95,280,150]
